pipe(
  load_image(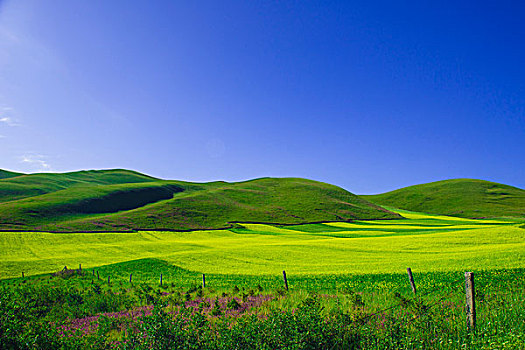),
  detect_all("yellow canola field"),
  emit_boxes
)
[1,210,524,279]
